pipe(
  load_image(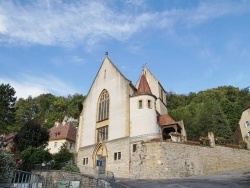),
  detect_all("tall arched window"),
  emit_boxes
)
[98,90,109,121]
